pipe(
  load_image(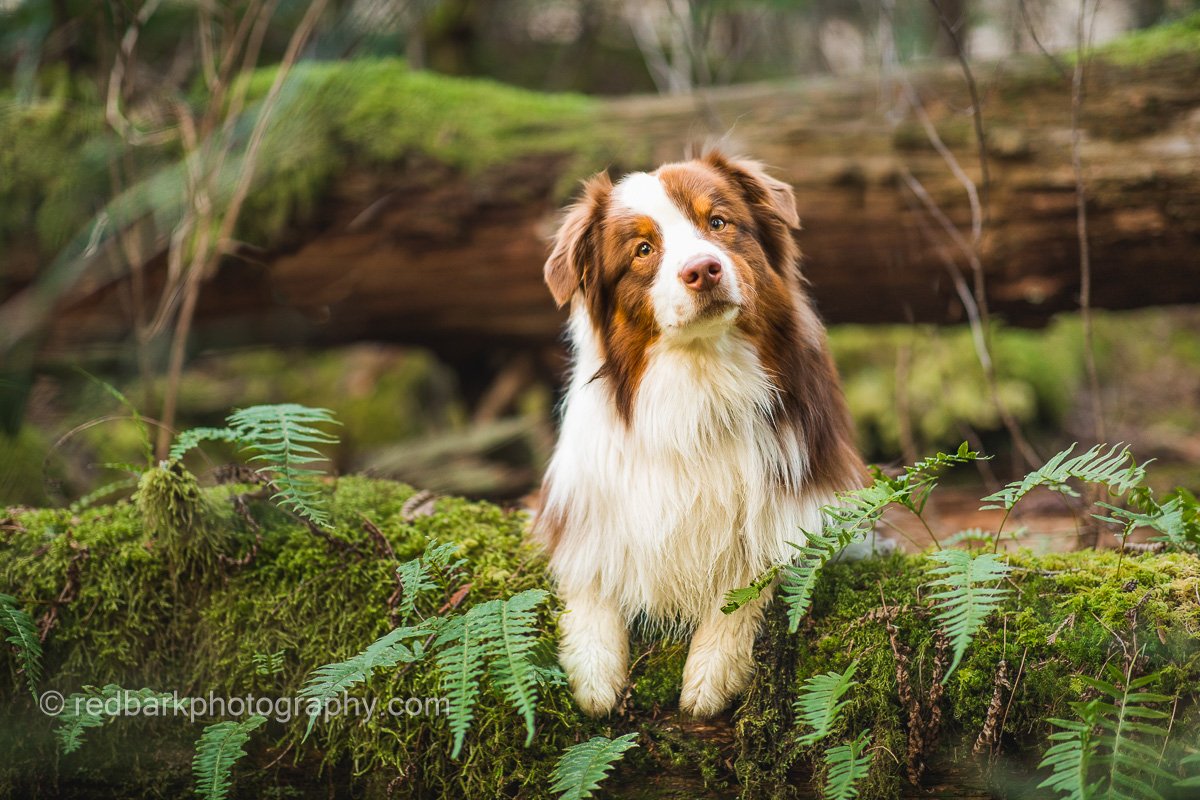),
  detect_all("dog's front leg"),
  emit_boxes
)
[558,587,628,717]
[679,592,768,717]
